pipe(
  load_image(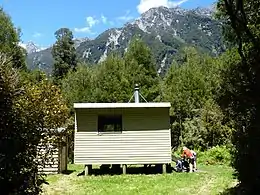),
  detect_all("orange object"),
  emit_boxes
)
[181,148,193,158]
